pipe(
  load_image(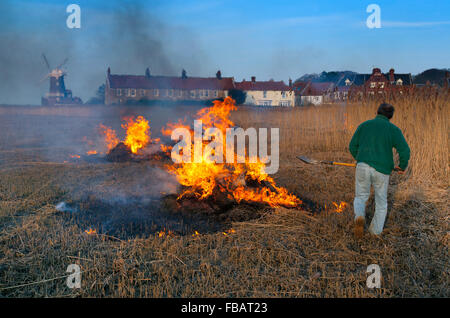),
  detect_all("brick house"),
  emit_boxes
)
[342,68,413,97]
[105,68,235,105]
